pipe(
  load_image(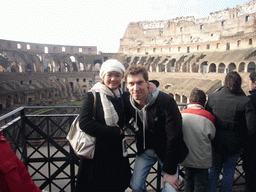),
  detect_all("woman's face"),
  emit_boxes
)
[103,71,122,90]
